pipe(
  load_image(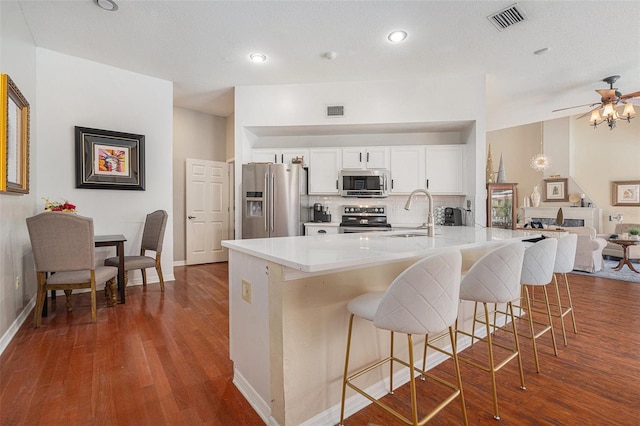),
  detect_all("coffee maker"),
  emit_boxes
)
[313,203,331,222]
[444,207,463,226]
